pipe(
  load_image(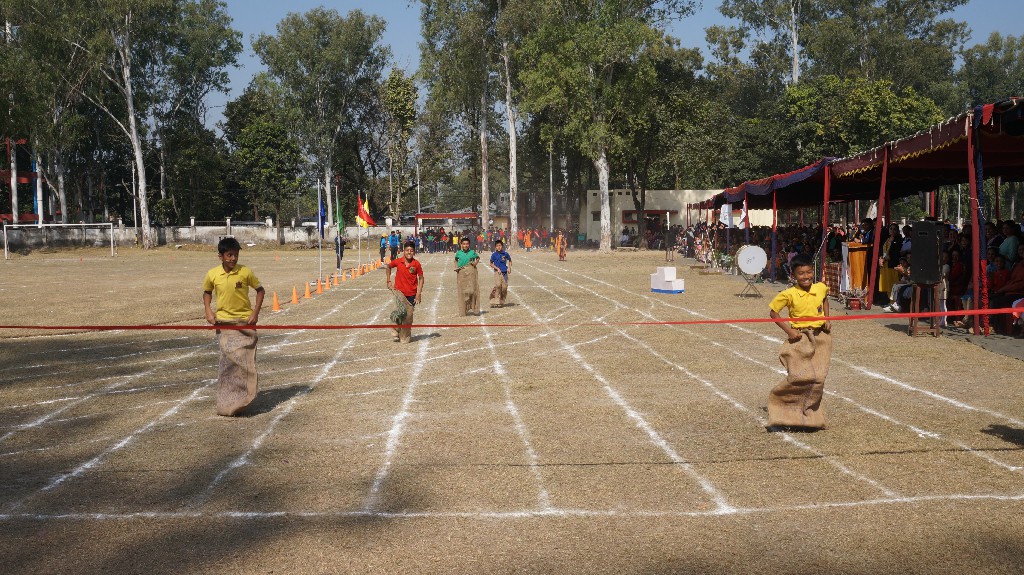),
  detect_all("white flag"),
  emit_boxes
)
[719,204,732,227]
